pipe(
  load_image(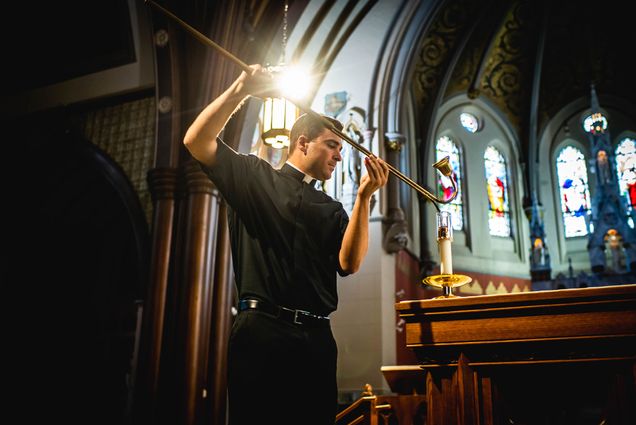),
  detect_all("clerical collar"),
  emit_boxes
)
[285,161,317,185]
